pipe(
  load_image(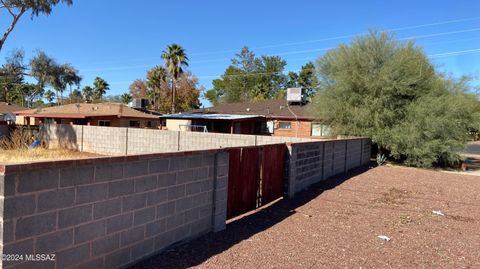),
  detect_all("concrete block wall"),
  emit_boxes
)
[41,124,320,155]
[41,124,82,150]
[0,150,229,269]
[127,128,178,154]
[287,138,371,197]
[82,126,127,155]
[179,132,256,151]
